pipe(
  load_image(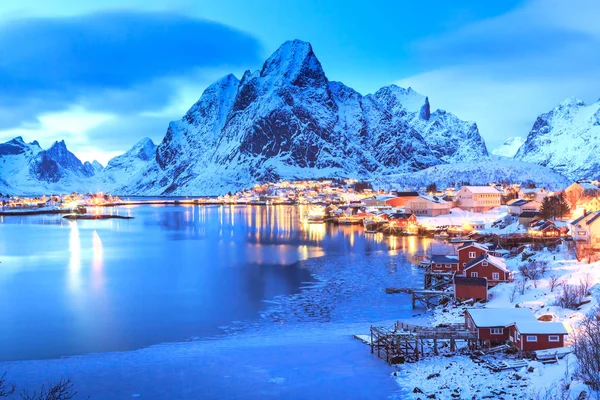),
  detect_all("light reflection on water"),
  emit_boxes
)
[0,205,437,362]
